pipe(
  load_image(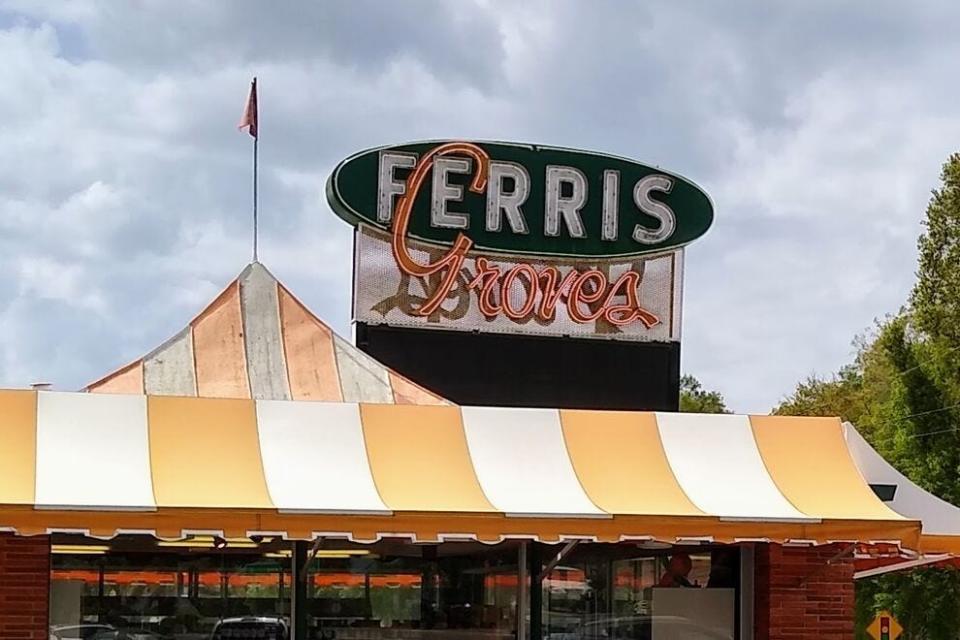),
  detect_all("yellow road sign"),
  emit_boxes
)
[867,610,903,640]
